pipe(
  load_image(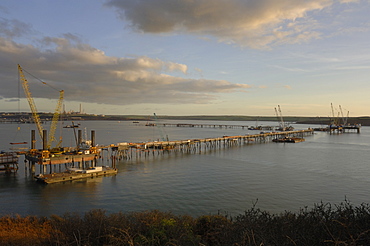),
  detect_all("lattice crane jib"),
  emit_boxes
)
[18,64,64,149]
[48,90,64,148]
[18,64,44,141]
